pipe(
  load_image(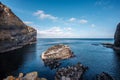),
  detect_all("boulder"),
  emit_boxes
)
[3,71,48,80]
[23,72,38,80]
[41,44,74,60]
[3,76,15,80]
[0,2,36,53]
